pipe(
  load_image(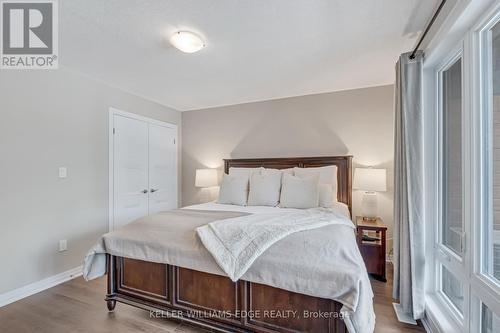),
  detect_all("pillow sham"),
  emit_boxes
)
[263,167,293,175]
[228,167,262,180]
[318,184,334,208]
[247,171,282,206]
[293,165,338,201]
[217,174,249,206]
[279,173,320,209]
[262,167,293,184]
